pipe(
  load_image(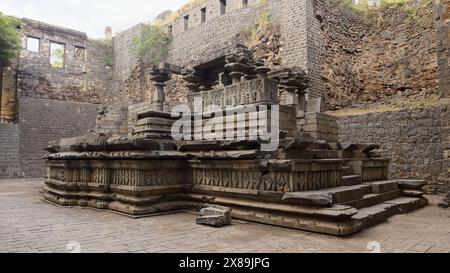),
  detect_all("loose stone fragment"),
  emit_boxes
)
[196,205,232,227]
